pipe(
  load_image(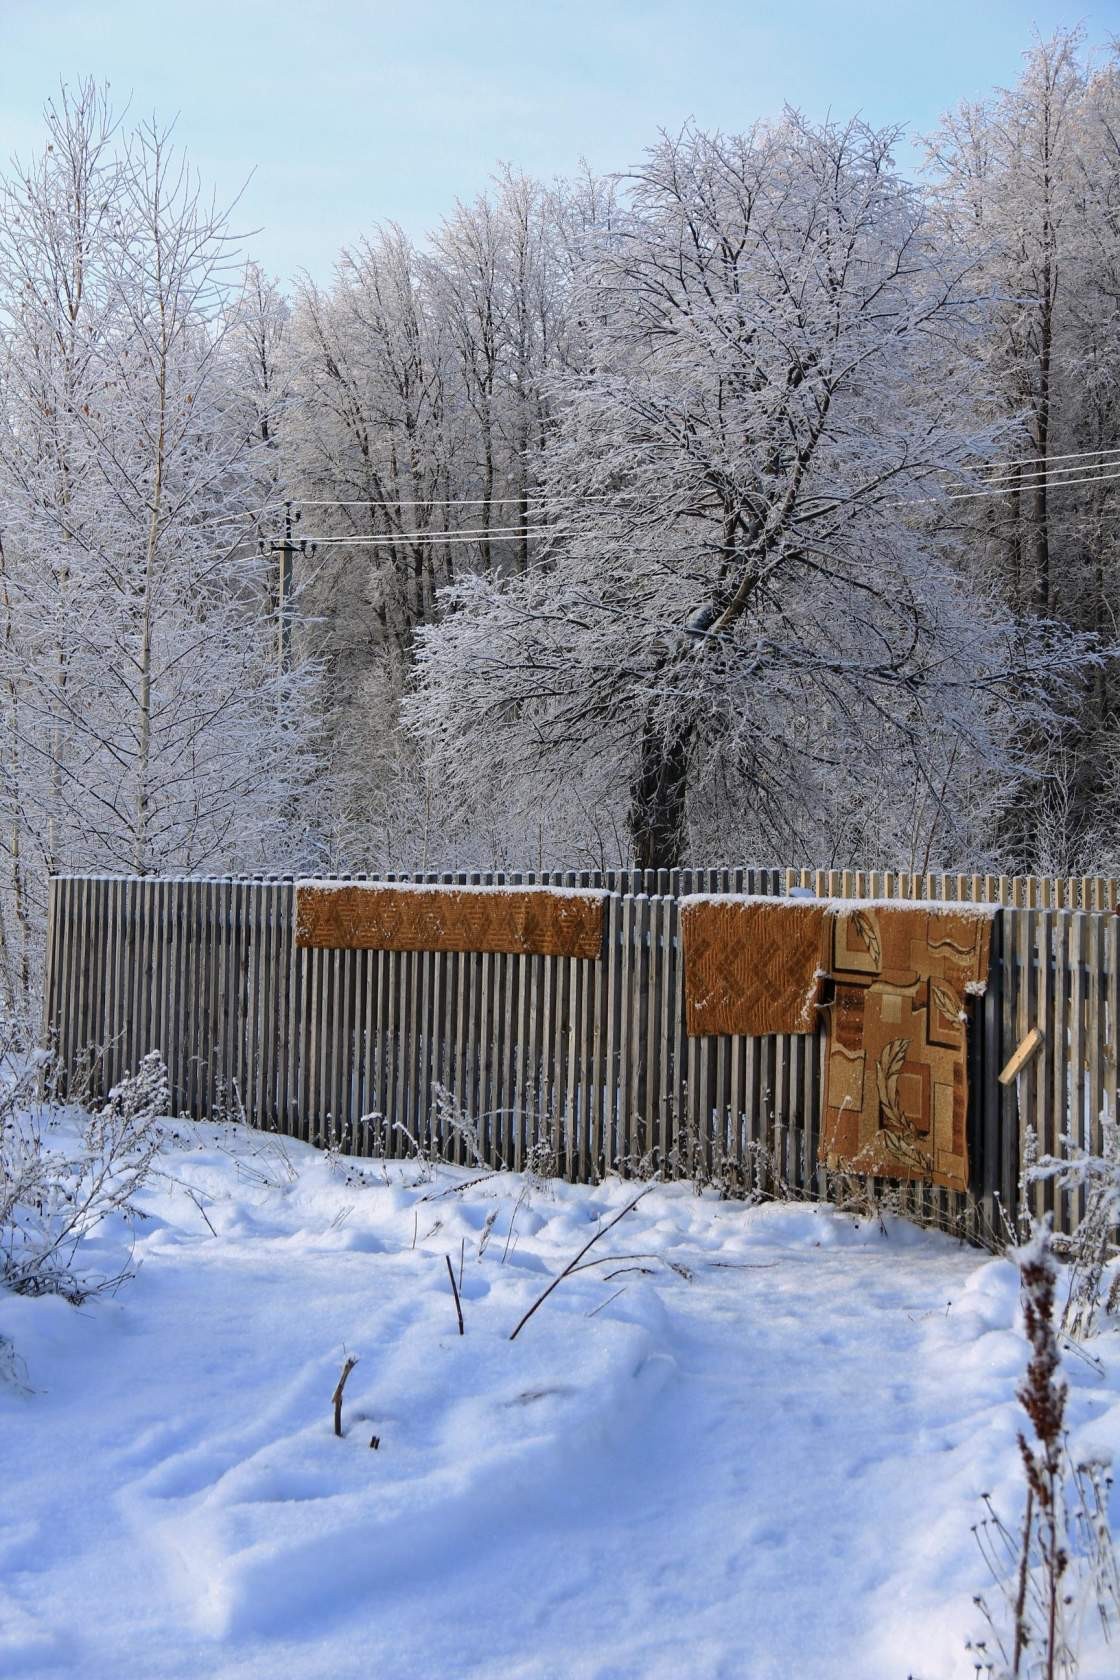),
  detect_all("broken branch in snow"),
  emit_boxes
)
[445,1254,465,1335]
[332,1354,359,1437]
[508,1188,651,1340]
[418,1171,498,1203]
